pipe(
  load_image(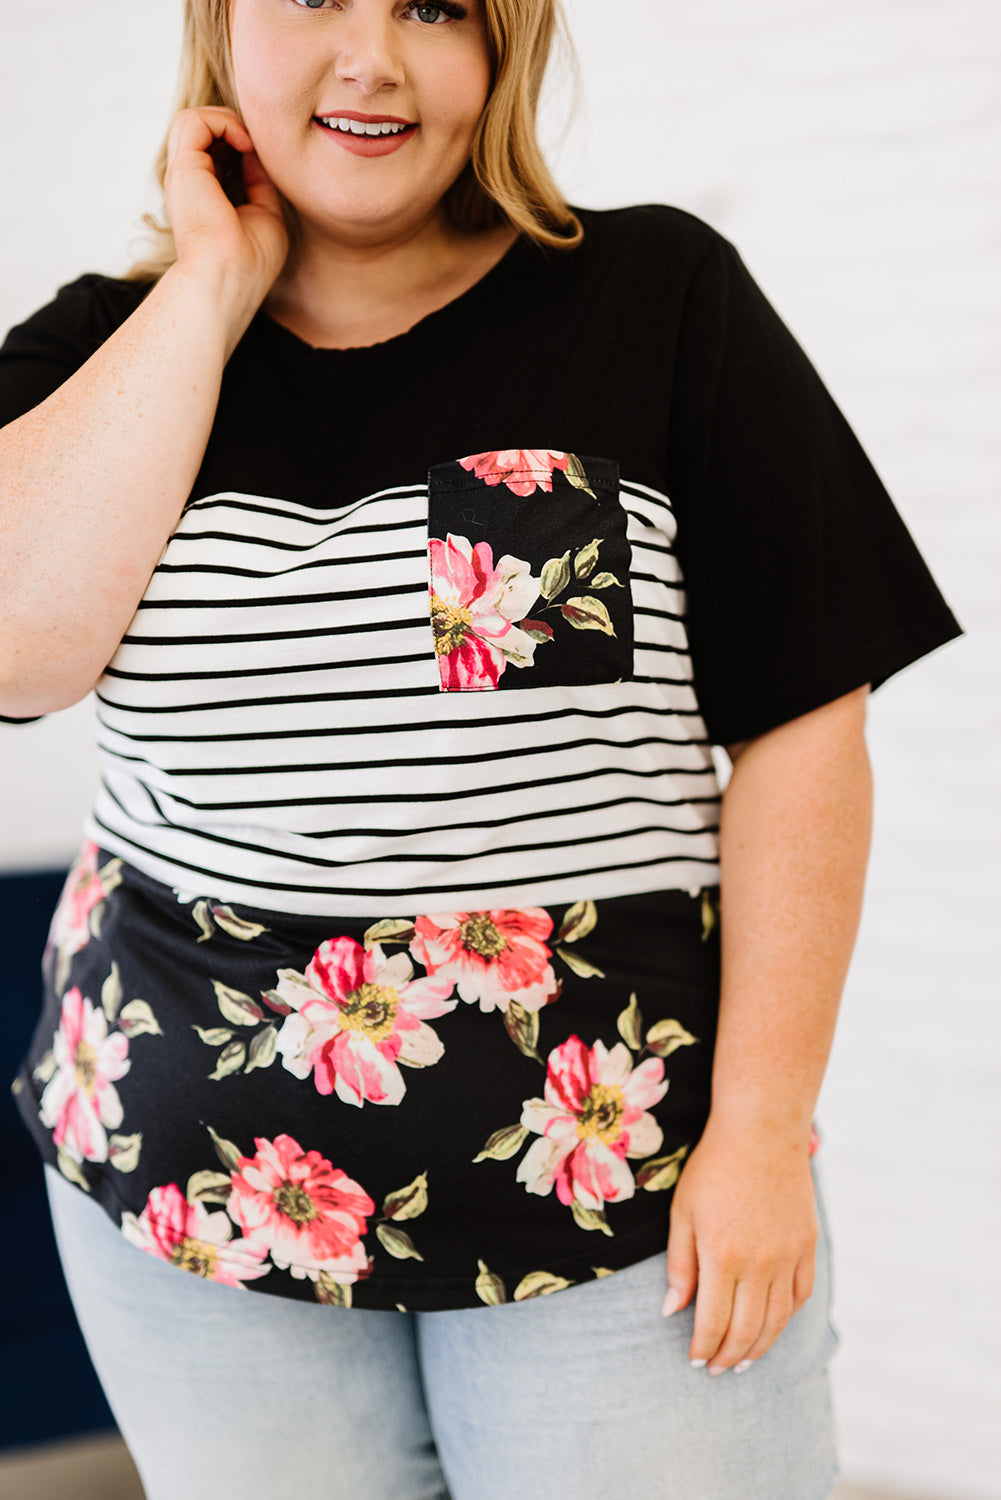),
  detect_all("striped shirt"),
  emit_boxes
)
[88,468,722,916]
